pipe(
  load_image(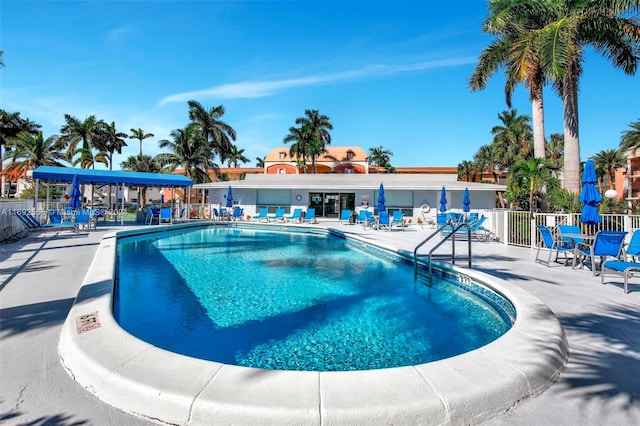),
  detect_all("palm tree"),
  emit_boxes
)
[491,109,533,168]
[187,100,236,162]
[292,109,333,173]
[592,149,626,190]
[95,122,128,206]
[495,1,640,193]
[367,146,393,167]
[470,0,550,160]
[473,144,502,184]
[129,128,154,156]
[507,157,558,214]
[59,114,104,168]
[619,119,640,154]
[457,160,477,182]
[545,133,564,173]
[120,154,162,207]
[283,125,310,173]
[71,147,108,169]
[155,125,215,184]
[0,50,4,68]
[3,131,66,179]
[255,156,265,168]
[0,109,41,178]
[225,144,250,168]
